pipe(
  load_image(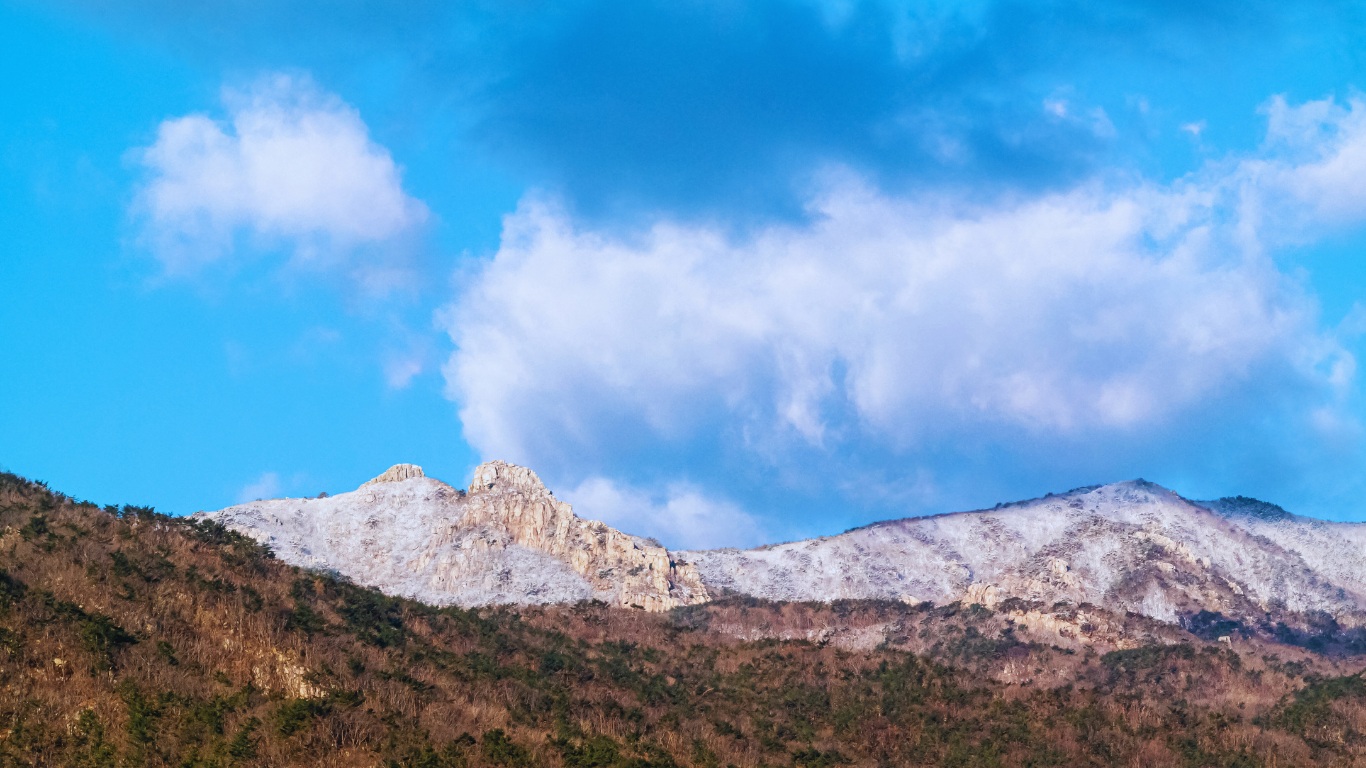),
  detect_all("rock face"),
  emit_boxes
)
[683,480,1366,629]
[199,462,708,611]
[461,462,708,611]
[362,463,425,485]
